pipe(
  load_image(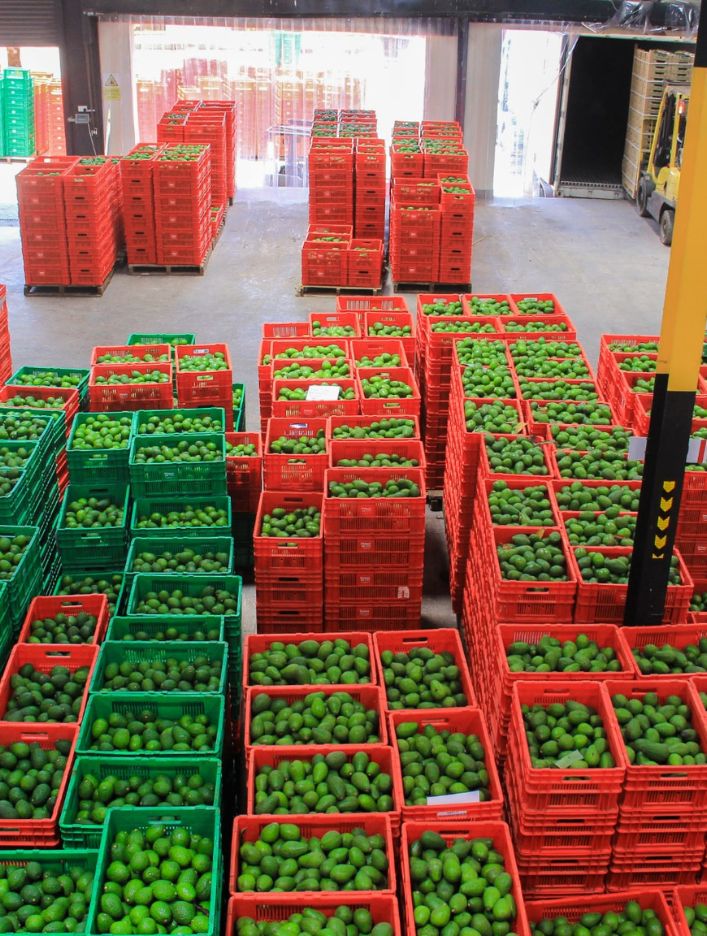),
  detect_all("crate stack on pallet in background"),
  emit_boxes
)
[63,157,122,289]
[120,143,163,266]
[153,143,212,267]
[32,74,66,156]
[354,137,386,241]
[0,285,12,385]
[2,67,35,157]
[622,47,693,199]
